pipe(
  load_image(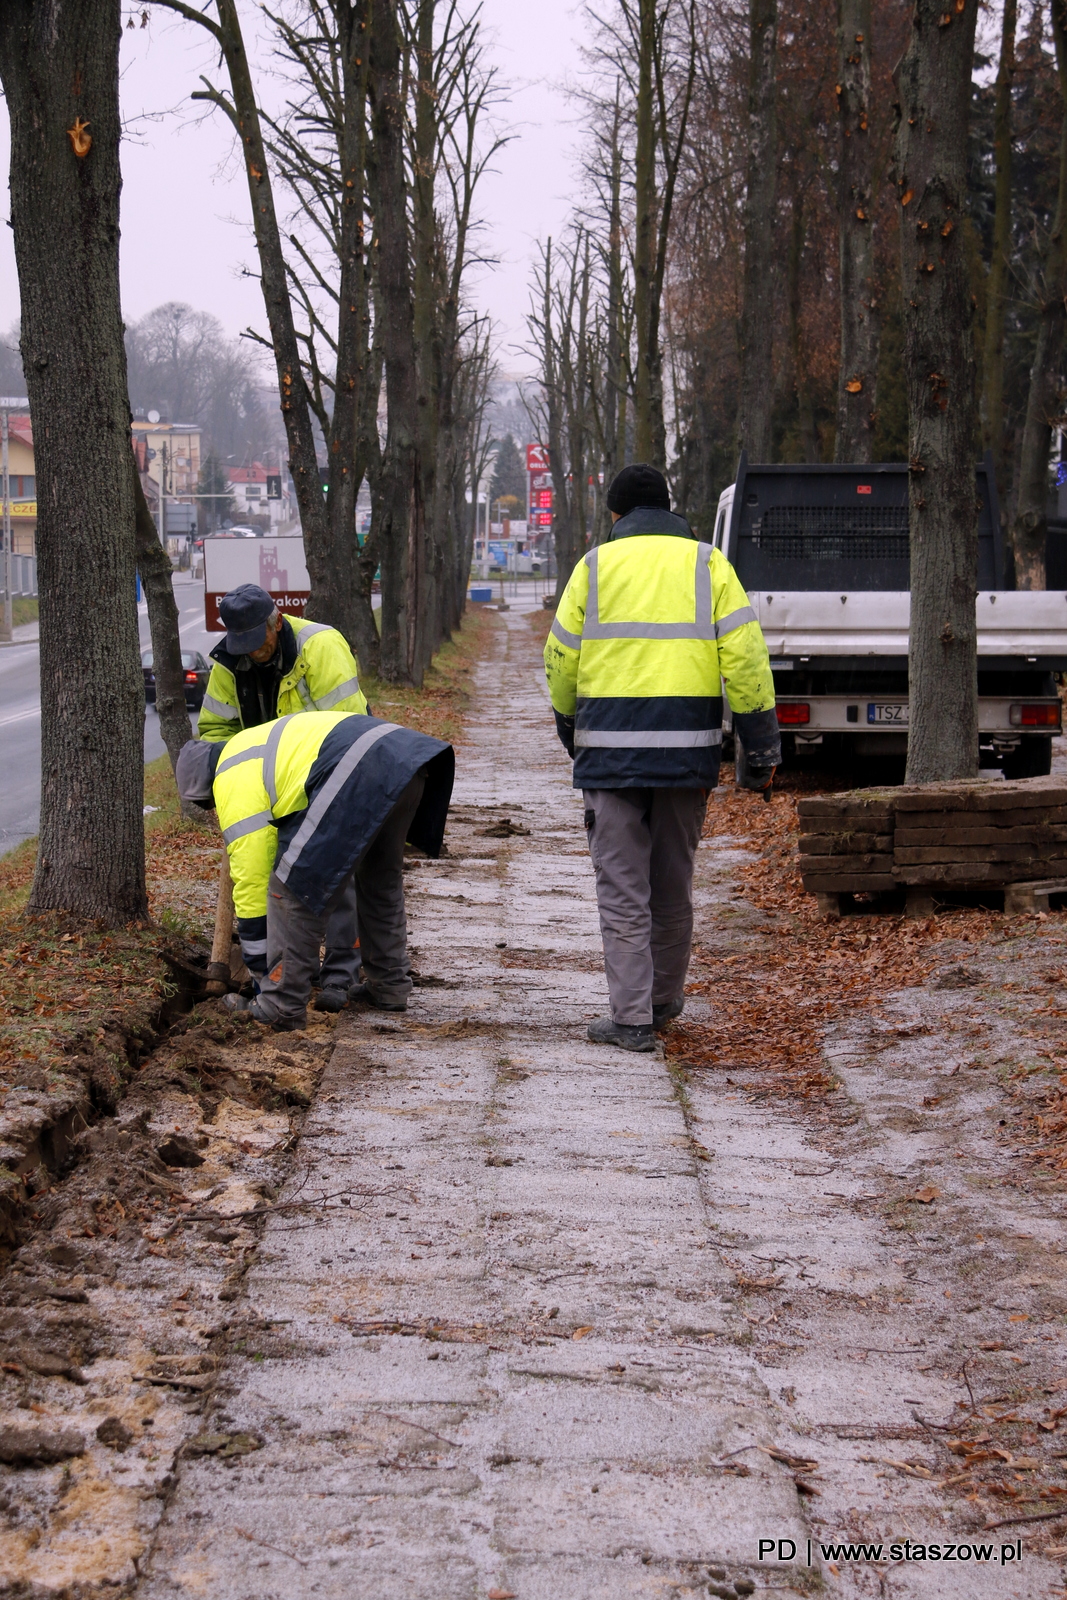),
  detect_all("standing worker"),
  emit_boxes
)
[198,584,369,1010]
[176,712,454,1031]
[544,463,780,1053]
